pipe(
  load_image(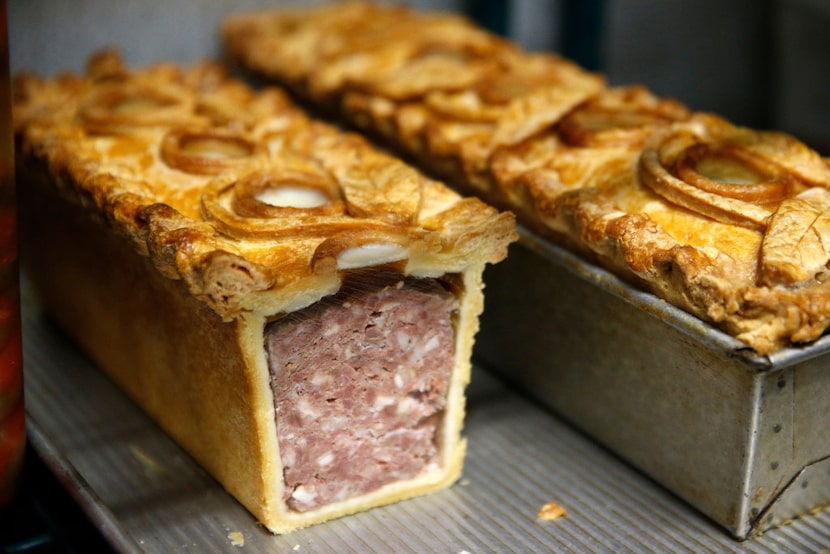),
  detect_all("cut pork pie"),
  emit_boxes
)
[13,51,516,533]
